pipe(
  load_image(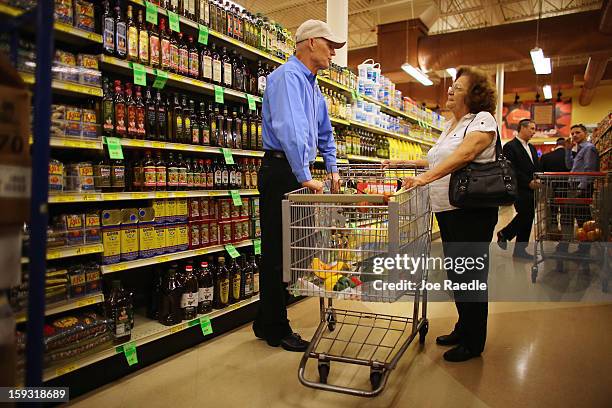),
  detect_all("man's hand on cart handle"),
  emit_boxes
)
[303,179,324,194]
[402,176,427,189]
[328,172,340,193]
